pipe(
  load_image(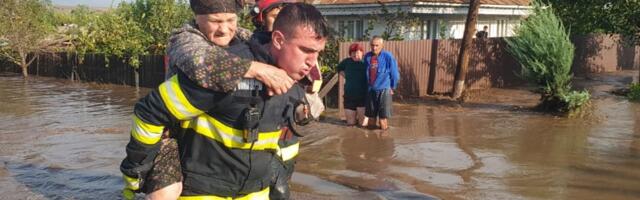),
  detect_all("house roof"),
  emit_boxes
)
[310,0,529,6]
